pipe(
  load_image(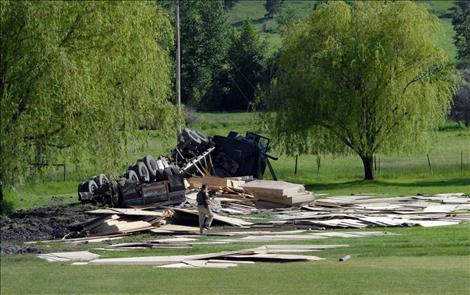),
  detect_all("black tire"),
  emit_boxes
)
[155,169,165,181]
[84,180,98,194]
[183,128,202,144]
[133,161,150,183]
[93,174,109,187]
[195,130,209,144]
[125,170,140,184]
[143,155,157,178]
